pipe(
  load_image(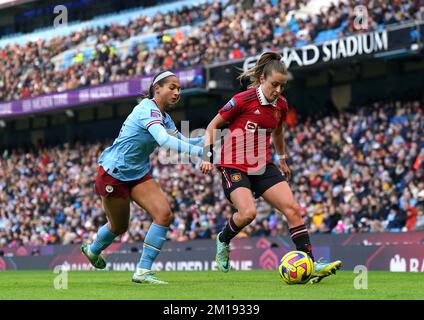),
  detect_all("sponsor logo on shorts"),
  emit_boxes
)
[105,185,114,193]
[231,173,242,182]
